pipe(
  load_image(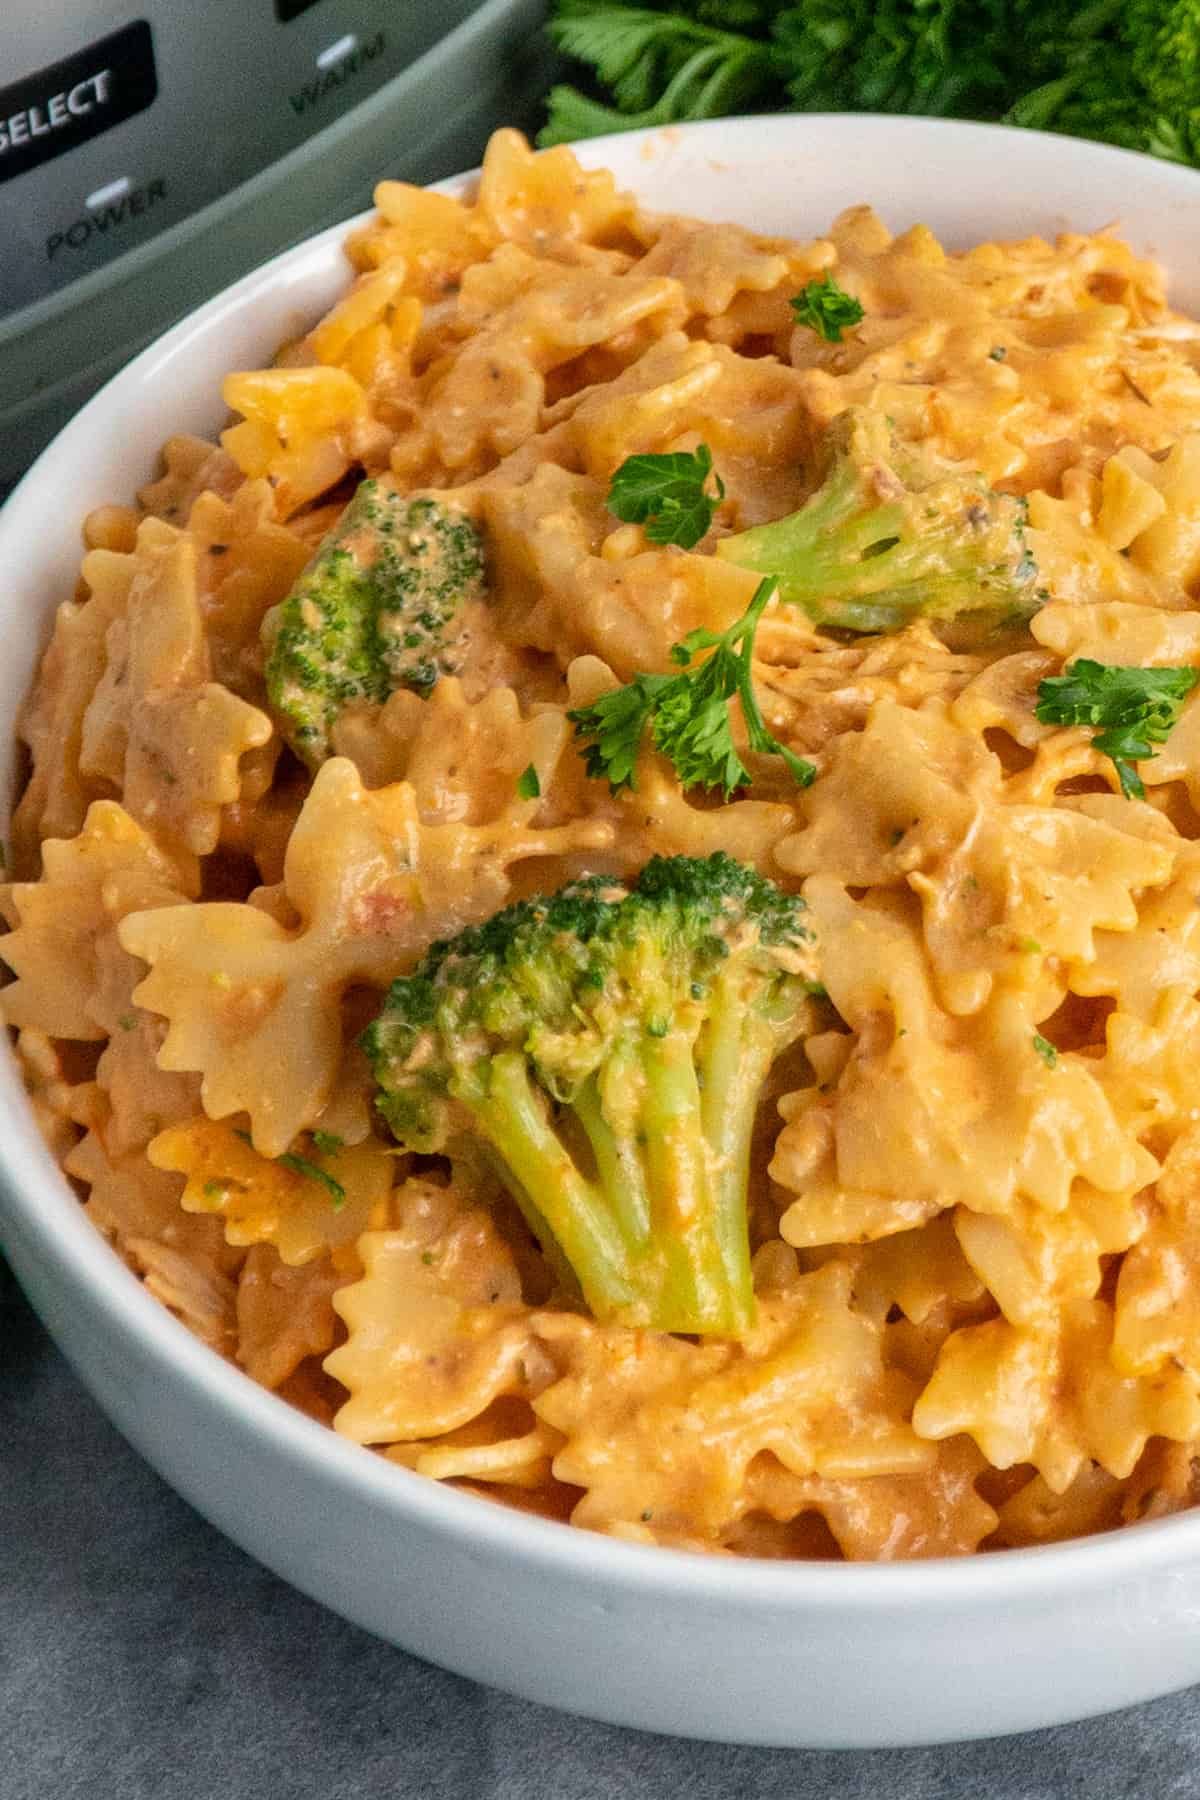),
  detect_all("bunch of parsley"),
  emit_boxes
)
[540,0,1200,171]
